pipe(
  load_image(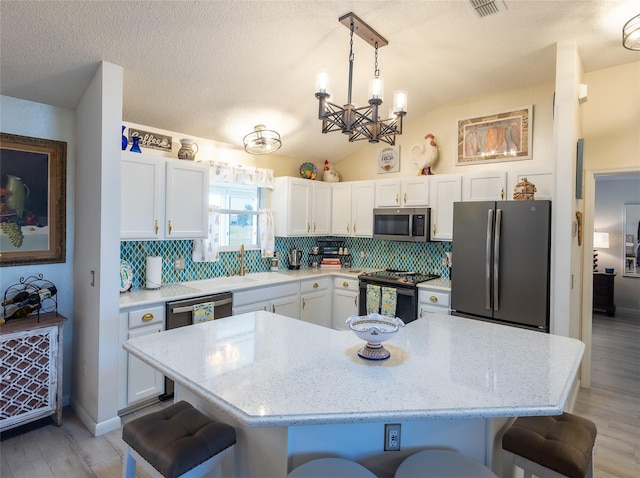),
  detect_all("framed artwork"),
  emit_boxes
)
[457,105,532,165]
[0,133,67,266]
[377,146,400,173]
